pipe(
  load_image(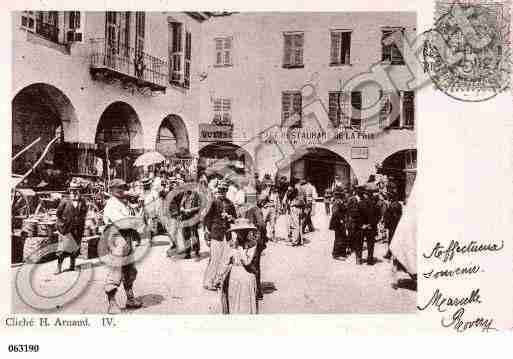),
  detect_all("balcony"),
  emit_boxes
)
[35,19,59,43]
[90,39,168,93]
